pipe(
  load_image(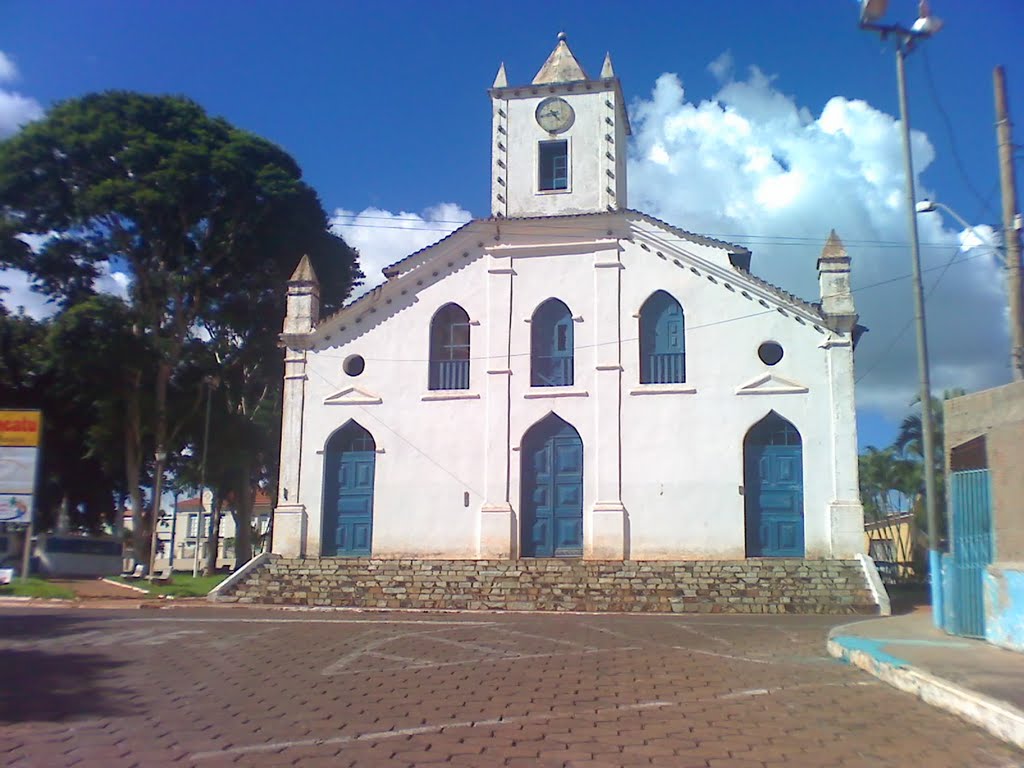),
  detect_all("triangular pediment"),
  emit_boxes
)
[735,372,809,396]
[324,386,382,405]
